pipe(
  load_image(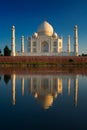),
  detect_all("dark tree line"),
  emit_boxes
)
[0,45,11,56]
[0,49,2,56]
[82,53,87,56]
